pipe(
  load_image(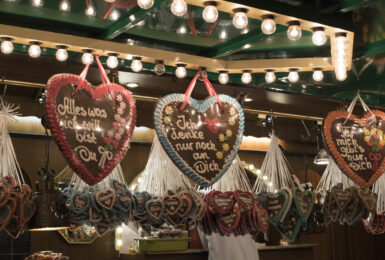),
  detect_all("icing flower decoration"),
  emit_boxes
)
[165,106,173,115]
[226,129,232,137]
[378,129,384,136]
[364,135,371,143]
[116,95,123,102]
[120,118,127,125]
[222,143,229,151]
[114,133,121,141]
[164,116,171,124]
[218,134,225,142]
[363,128,370,136]
[114,114,121,122]
[216,151,223,160]
[117,108,123,115]
[370,128,376,136]
[118,128,125,135]
[107,130,114,138]
[120,102,126,109]
[230,107,236,116]
[228,118,235,126]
